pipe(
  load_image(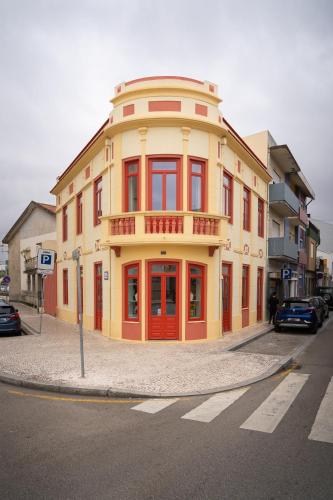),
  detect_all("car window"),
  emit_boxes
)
[0,306,14,314]
[283,302,309,309]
